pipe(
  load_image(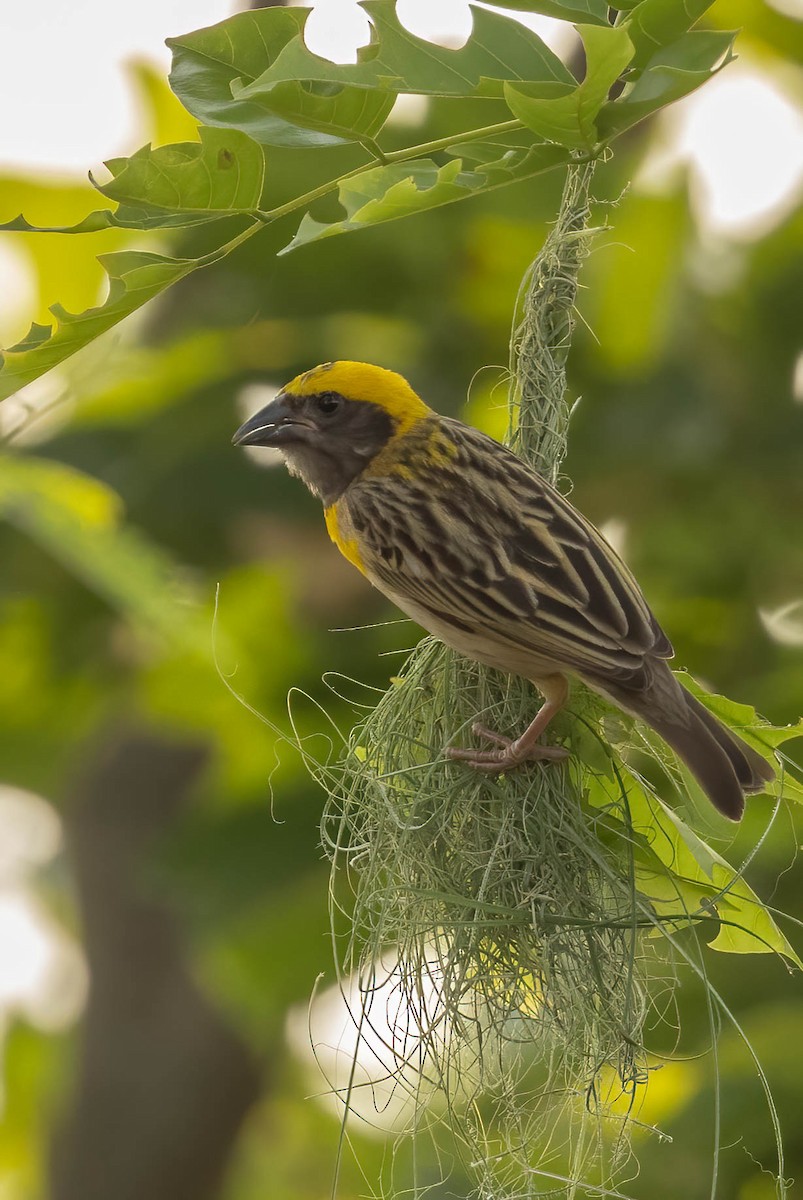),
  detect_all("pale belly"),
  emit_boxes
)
[379,583,562,688]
